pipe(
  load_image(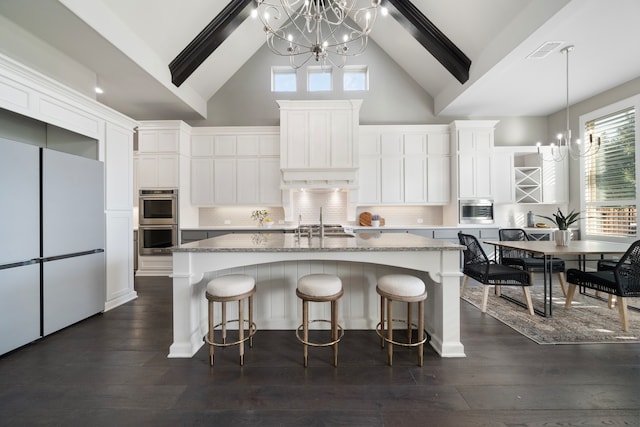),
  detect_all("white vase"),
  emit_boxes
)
[554,230,572,246]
